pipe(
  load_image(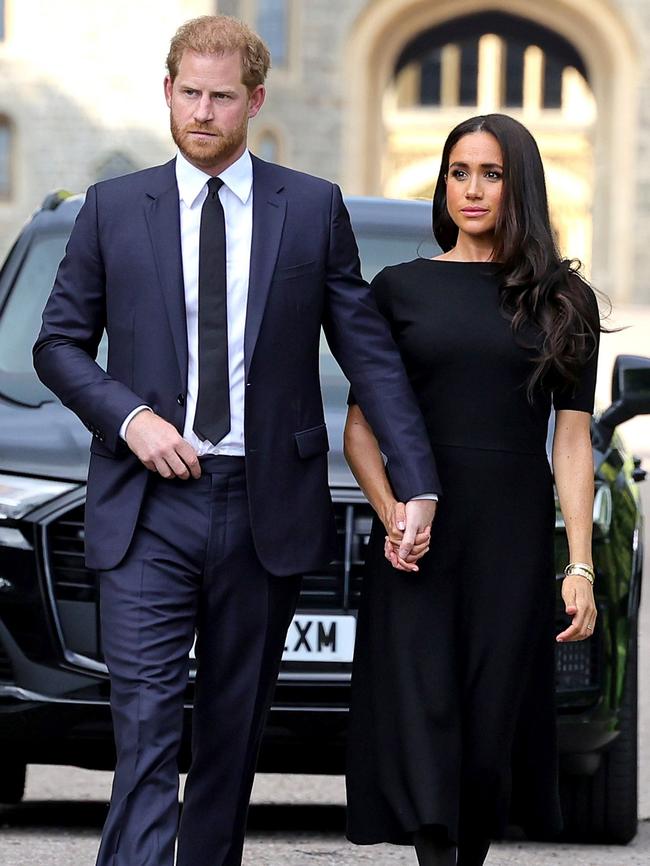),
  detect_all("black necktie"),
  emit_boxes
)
[193,176,231,444]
